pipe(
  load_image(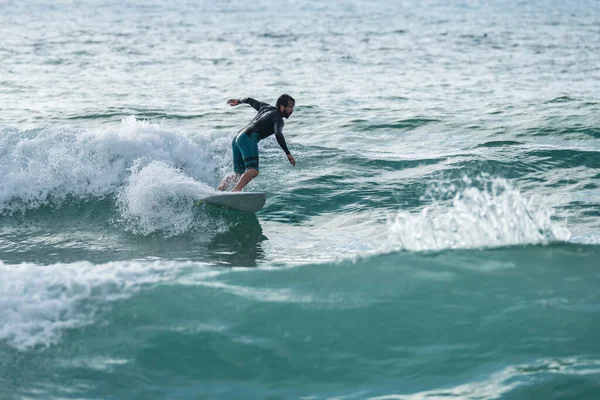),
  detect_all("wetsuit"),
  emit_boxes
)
[232,97,290,174]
